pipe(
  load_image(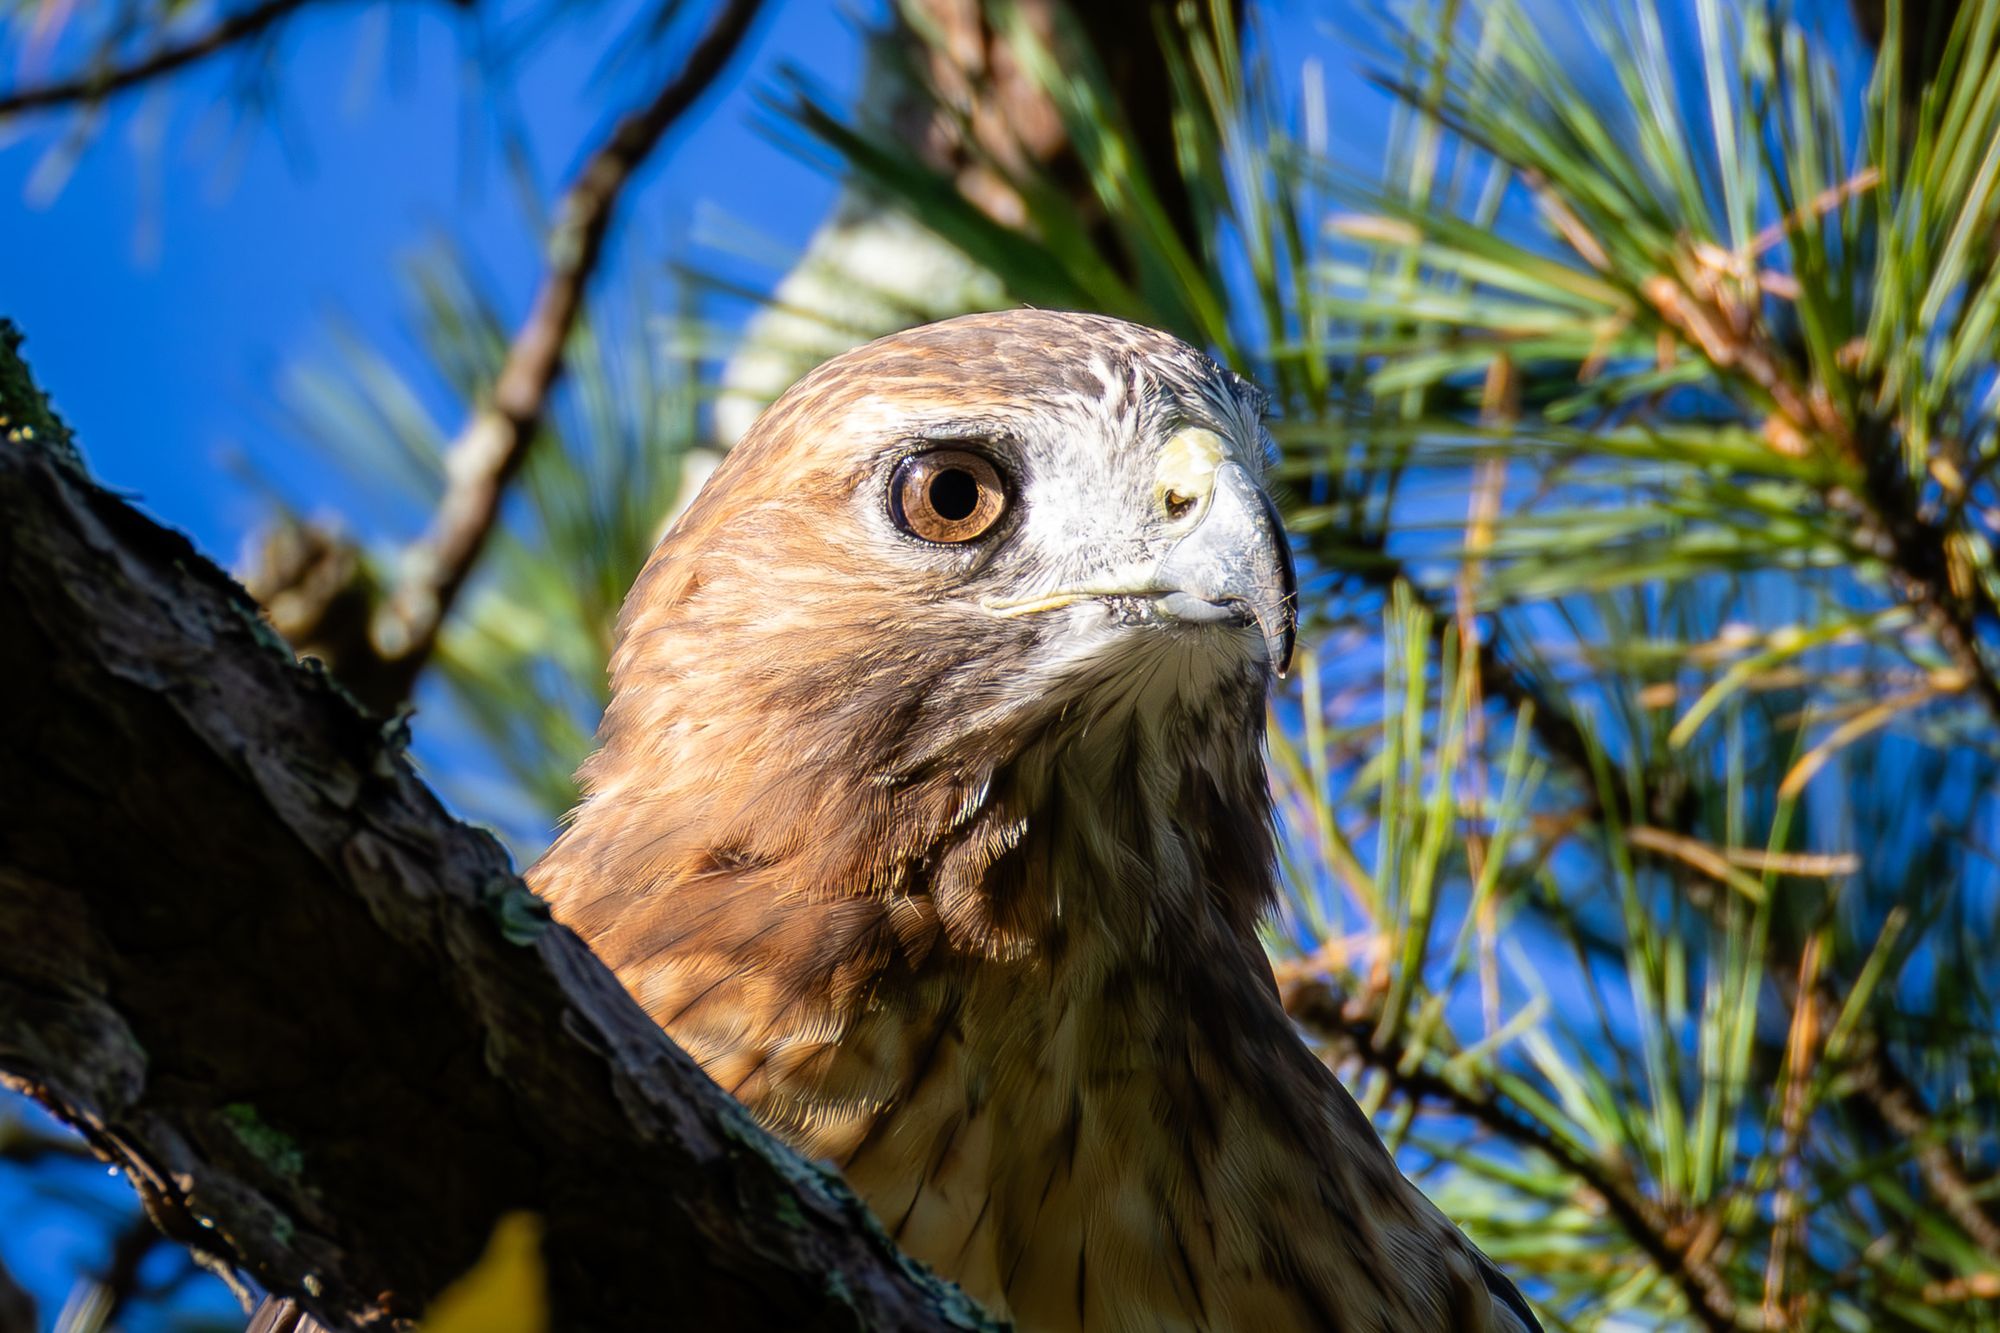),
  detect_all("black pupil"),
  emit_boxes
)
[928,467,980,522]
